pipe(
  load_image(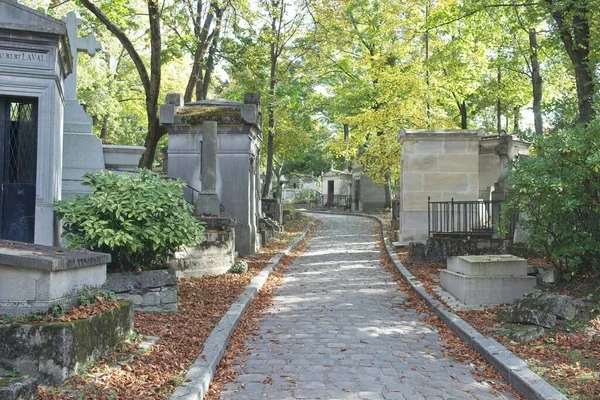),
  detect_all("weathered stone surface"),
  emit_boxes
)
[0,301,133,383]
[0,376,38,400]
[407,242,426,264]
[500,293,589,328]
[426,237,506,261]
[488,324,546,343]
[500,308,557,328]
[103,270,178,312]
[103,269,176,293]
